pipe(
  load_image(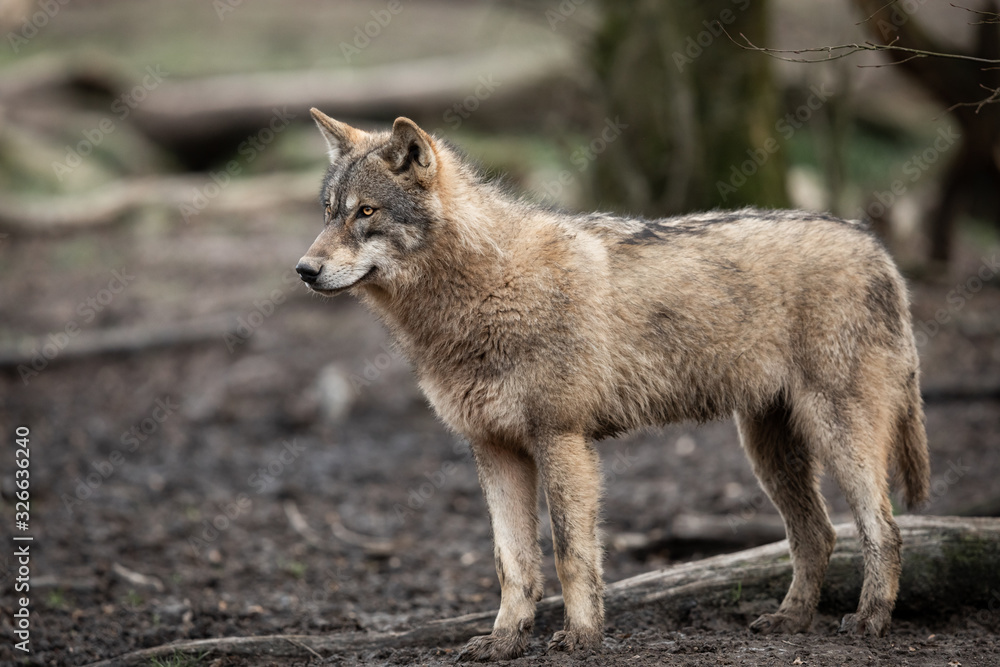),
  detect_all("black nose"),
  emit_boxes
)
[296,260,321,284]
